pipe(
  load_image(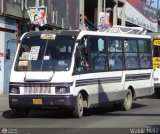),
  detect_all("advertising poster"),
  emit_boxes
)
[27,6,47,26]
[97,12,111,32]
[118,0,158,32]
